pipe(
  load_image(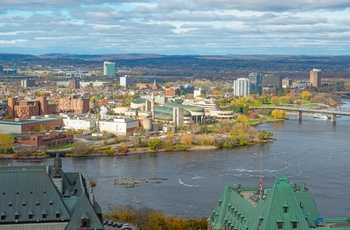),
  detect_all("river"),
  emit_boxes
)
[2,100,350,219]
